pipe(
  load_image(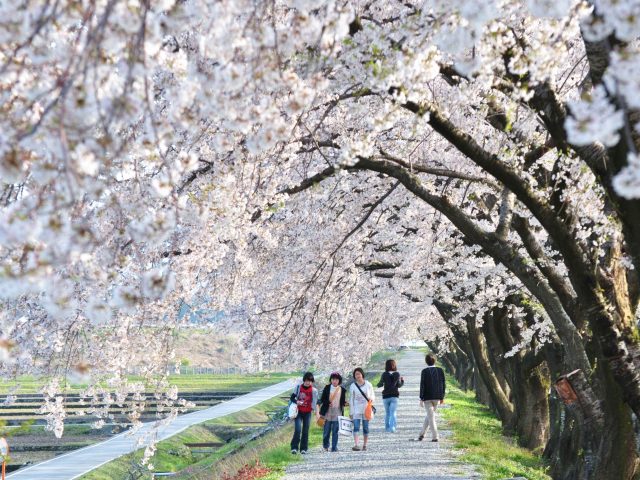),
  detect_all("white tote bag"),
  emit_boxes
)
[288,385,300,419]
[338,415,354,436]
[288,402,299,419]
